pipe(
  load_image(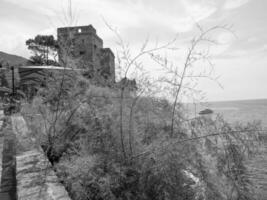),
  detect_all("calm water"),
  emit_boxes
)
[186,99,267,199]
[186,99,267,128]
